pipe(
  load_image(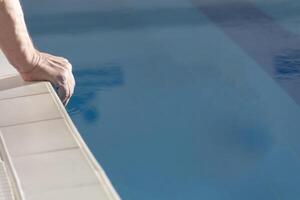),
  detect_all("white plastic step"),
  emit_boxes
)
[0,52,120,200]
